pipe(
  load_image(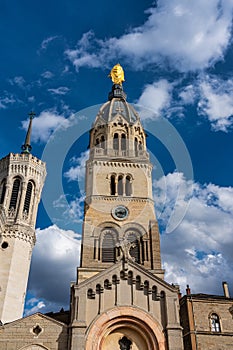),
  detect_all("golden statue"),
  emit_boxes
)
[109,63,125,85]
